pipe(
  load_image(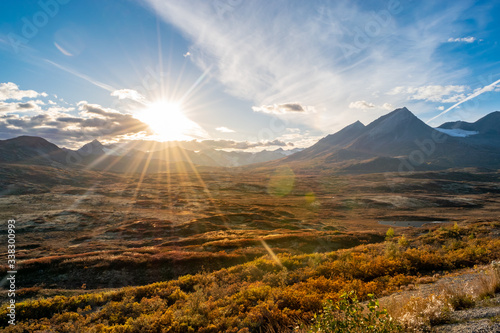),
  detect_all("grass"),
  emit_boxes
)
[383,293,452,331]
